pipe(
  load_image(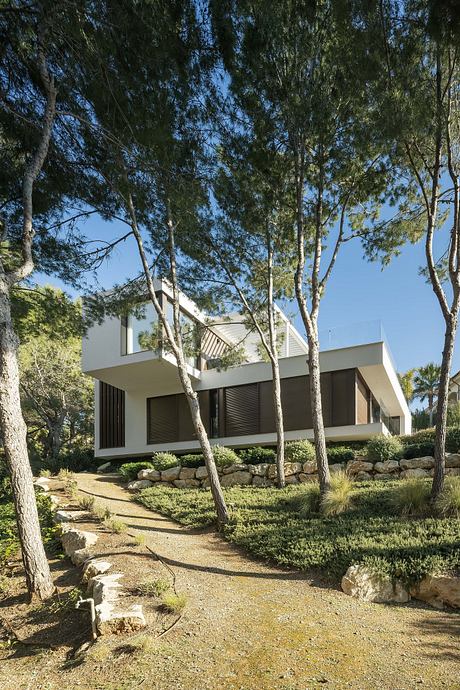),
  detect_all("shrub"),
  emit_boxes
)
[103,517,127,534]
[212,445,239,468]
[179,454,204,468]
[400,426,460,453]
[437,477,460,517]
[392,479,431,516]
[285,439,315,463]
[291,483,321,516]
[132,533,146,547]
[119,461,154,481]
[326,446,355,464]
[39,469,52,478]
[93,503,112,520]
[151,453,178,472]
[64,479,79,500]
[78,494,96,511]
[161,592,187,614]
[321,471,353,516]
[446,427,460,452]
[137,578,170,597]
[403,442,435,460]
[57,468,74,480]
[238,447,276,464]
[367,434,403,462]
